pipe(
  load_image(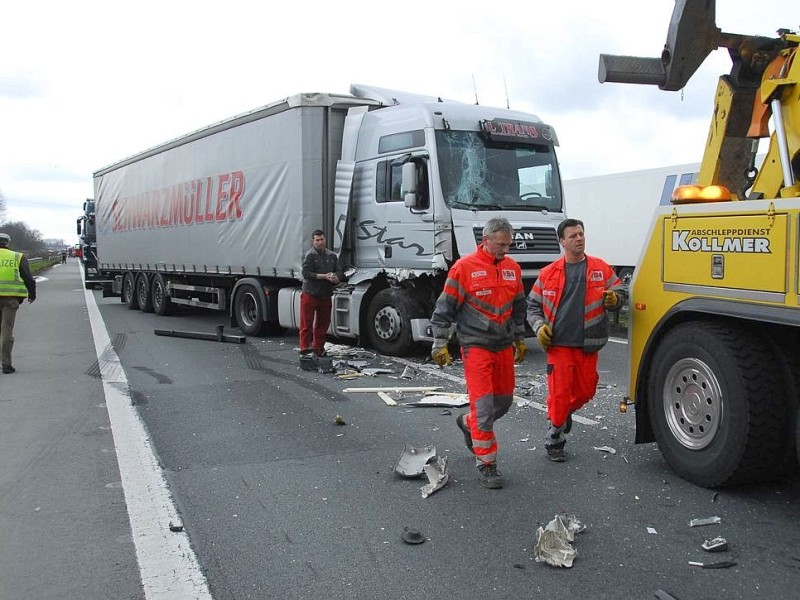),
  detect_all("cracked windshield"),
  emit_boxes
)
[436,130,562,212]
